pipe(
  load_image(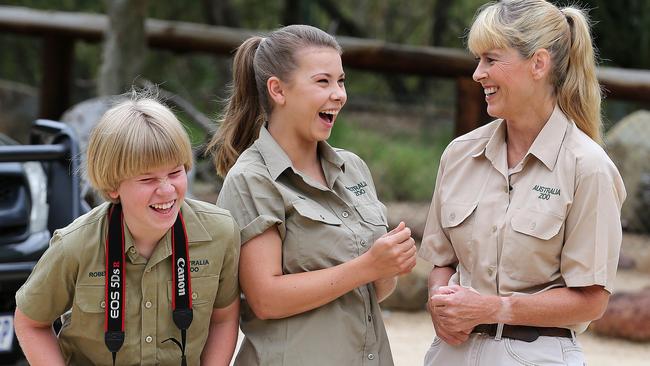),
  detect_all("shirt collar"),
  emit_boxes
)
[471,105,569,171]
[255,126,294,180]
[471,119,507,163]
[255,125,346,184]
[526,105,569,171]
